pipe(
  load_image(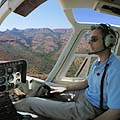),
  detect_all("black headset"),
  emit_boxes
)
[91,24,117,48]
